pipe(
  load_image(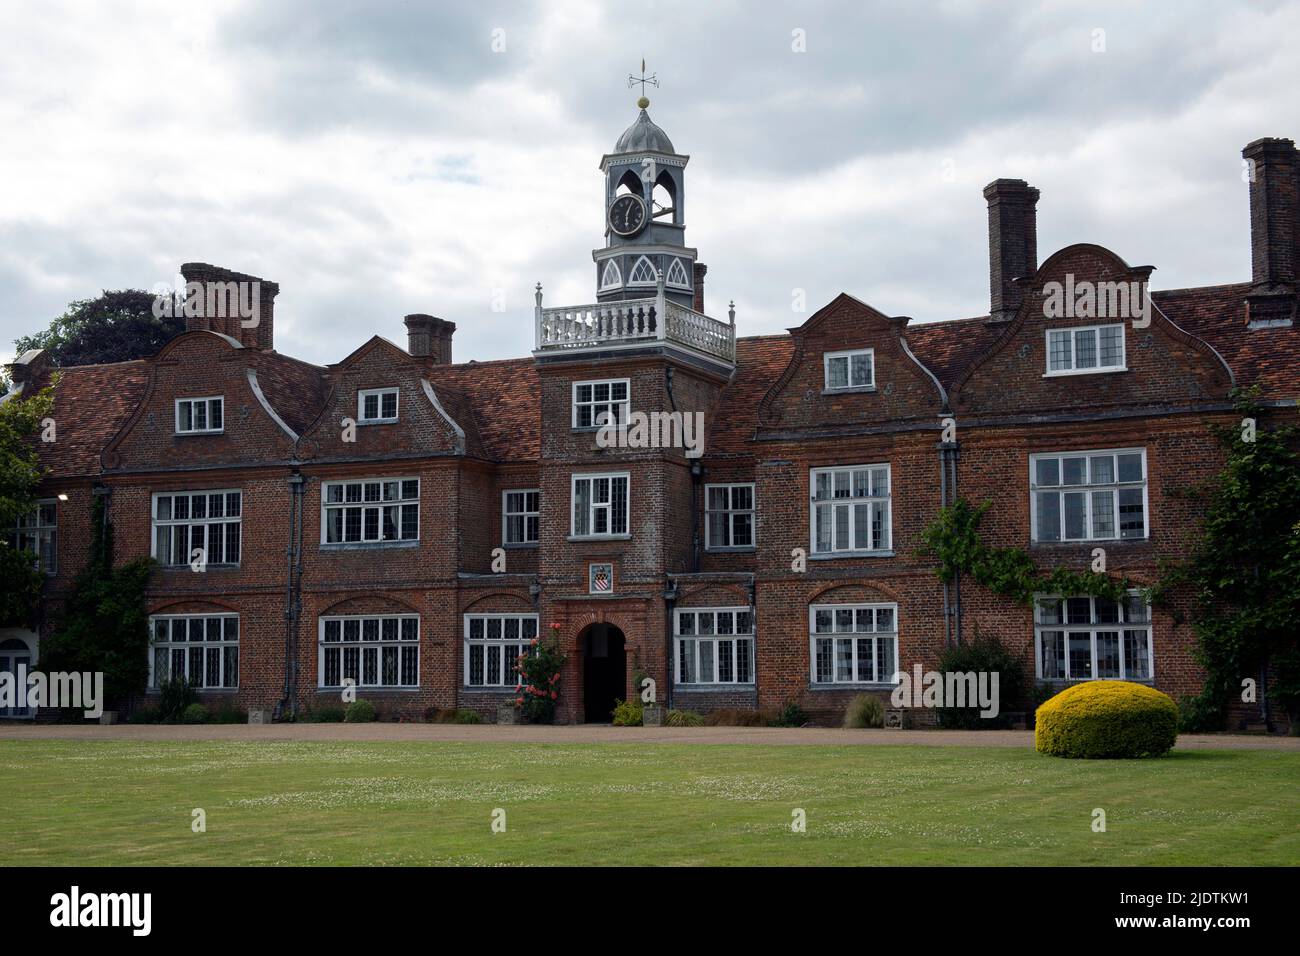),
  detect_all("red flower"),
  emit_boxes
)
[550,691,557,700]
